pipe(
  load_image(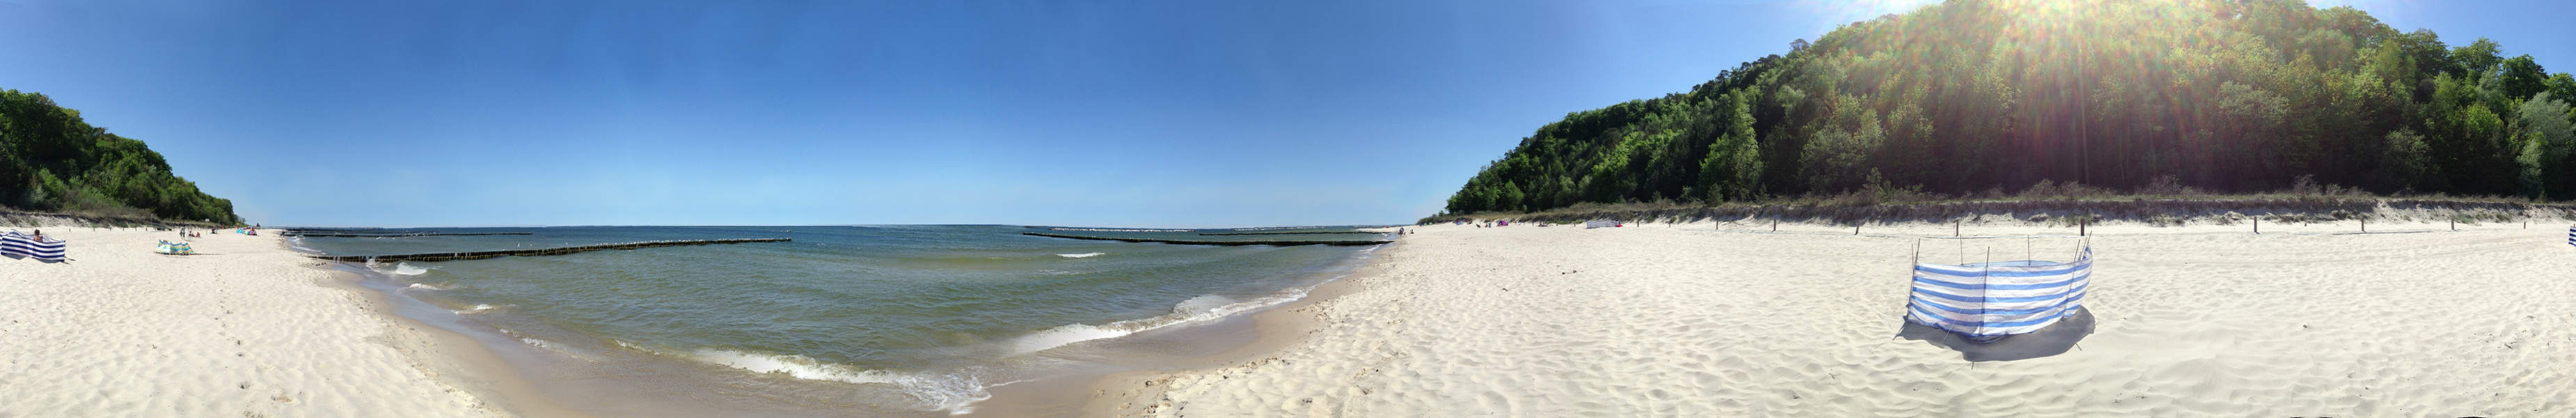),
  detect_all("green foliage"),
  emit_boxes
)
[1442,0,2576,215]
[0,89,241,224]
[2515,94,2575,199]
[1696,92,1762,201]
